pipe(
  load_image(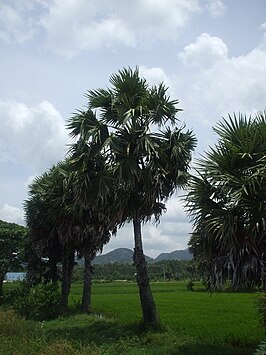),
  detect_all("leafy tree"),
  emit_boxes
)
[186,113,266,290]
[25,160,115,311]
[0,220,28,296]
[25,165,74,307]
[67,67,196,323]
